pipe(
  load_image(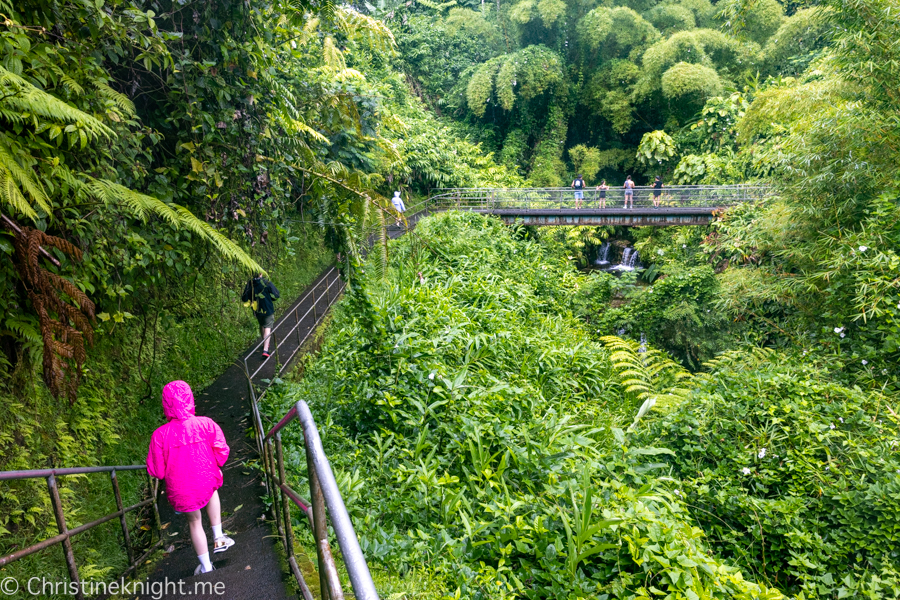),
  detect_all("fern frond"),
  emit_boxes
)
[0,135,51,218]
[93,81,136,116]
[0,66,113,140]
[86,178,264,274]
